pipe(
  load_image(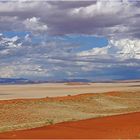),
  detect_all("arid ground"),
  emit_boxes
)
[1,112,140,139]
[0,82,140,100]
[0,81,140,139]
